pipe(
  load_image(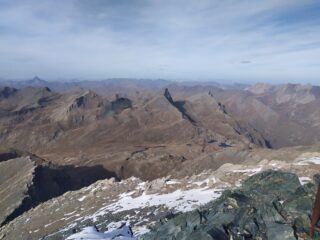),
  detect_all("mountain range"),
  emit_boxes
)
[1,78,320,239]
